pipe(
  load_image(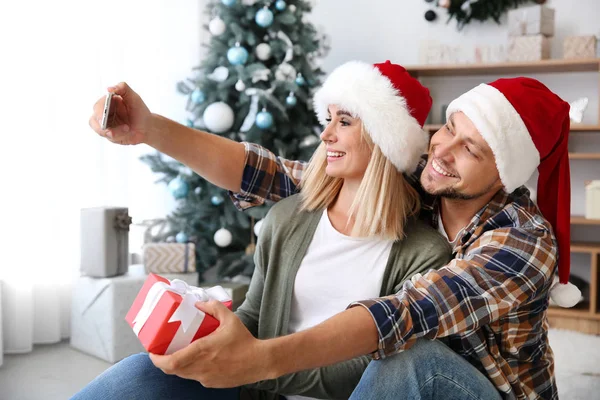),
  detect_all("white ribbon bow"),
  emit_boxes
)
[132,279,230,354]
